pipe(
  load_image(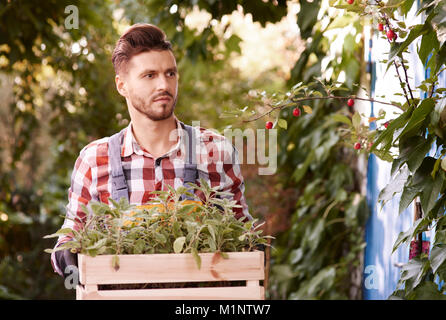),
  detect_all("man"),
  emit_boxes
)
[51,23,253,277]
